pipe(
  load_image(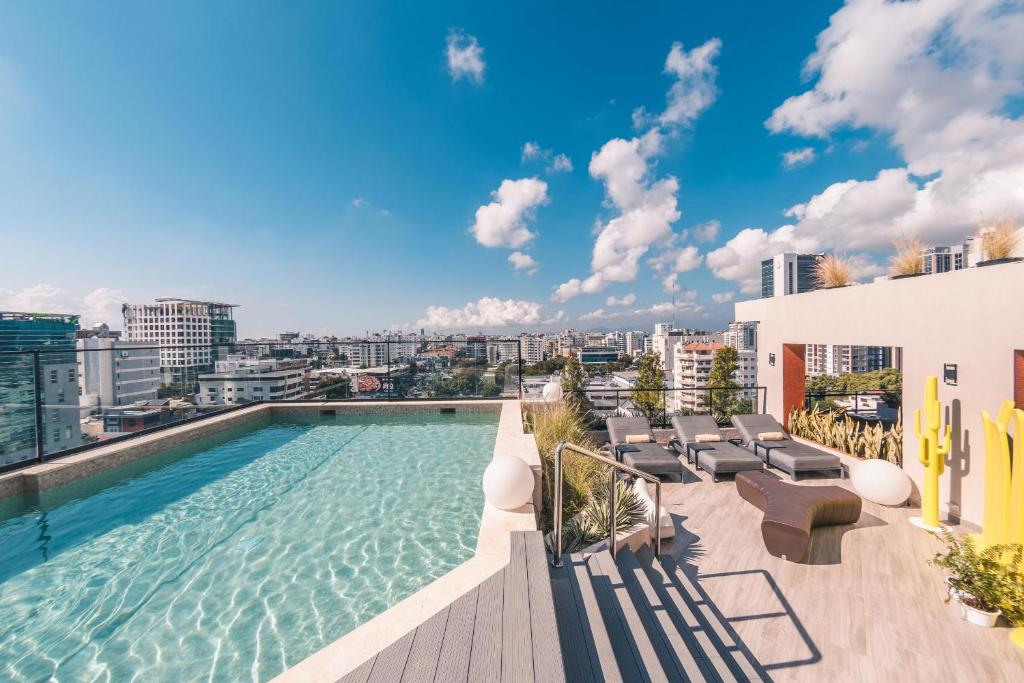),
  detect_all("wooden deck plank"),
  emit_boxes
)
[591,549,675,683]
[400,605,451,682]
[468,566,505,681]
[433,586,480,683]
[502,531,533,683]
[549,560,599,683]
[339,655,376,683]
[574,551,646,683]
[523,532,567,682]
[366,630,415,683]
